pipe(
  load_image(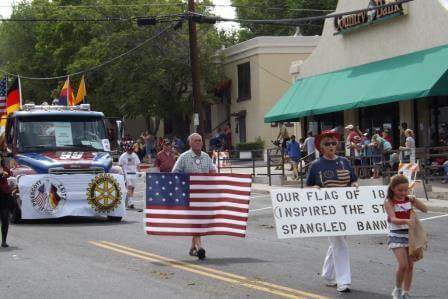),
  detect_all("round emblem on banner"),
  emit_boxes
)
[30,176,67,214]
[86,174,122,213]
